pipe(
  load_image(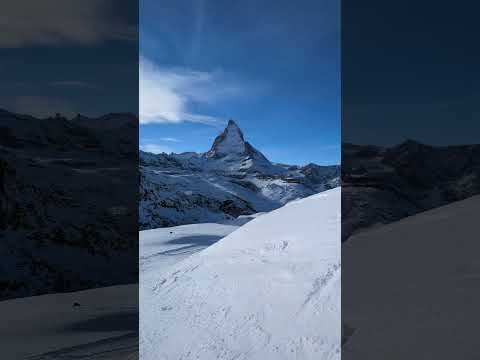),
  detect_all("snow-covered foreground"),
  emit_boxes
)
[140,187,341,360]
[0,284,138,359]
[343,194,480,359]
[140,223,241,298]
[140,215,262,277]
